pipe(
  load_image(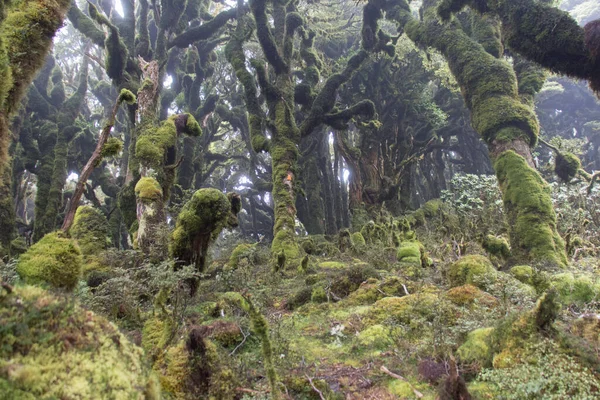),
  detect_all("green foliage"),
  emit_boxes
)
[17,232,82,290]
[0,285,158,399]
[448,255,496,289]
[549,272,600,305]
